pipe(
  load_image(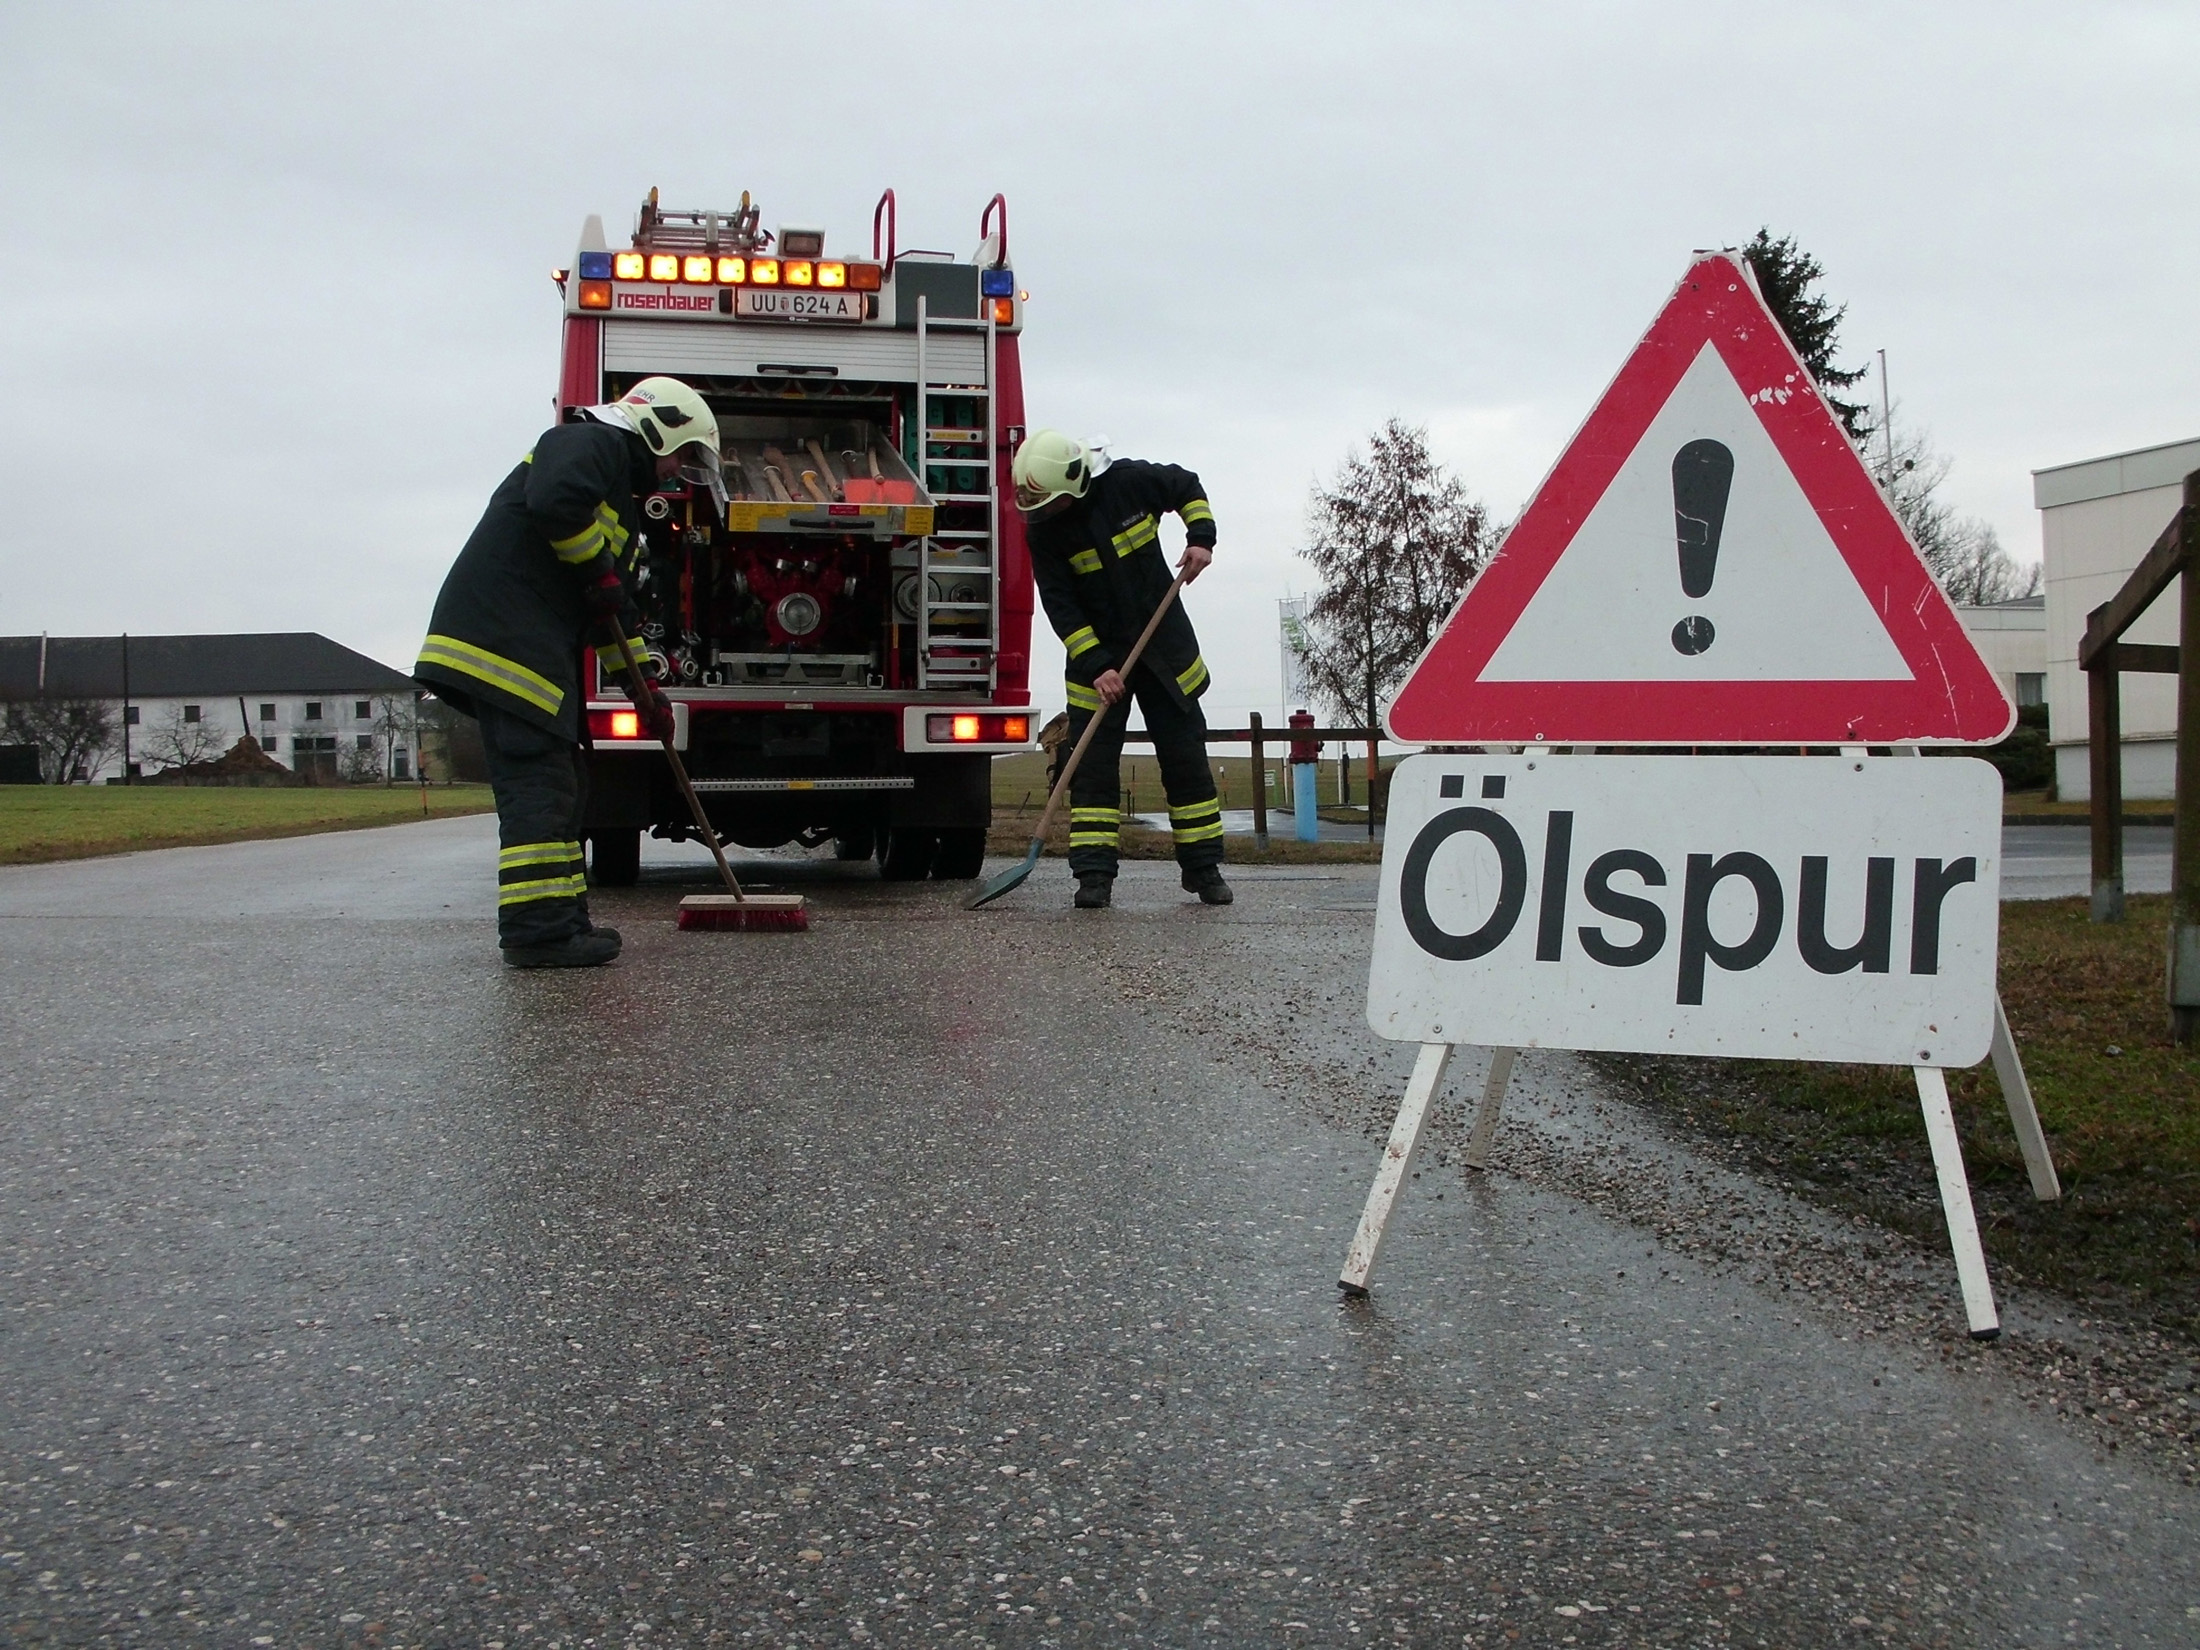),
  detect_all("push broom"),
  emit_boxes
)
[968,571,1186,910]
[605,631,809,933]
